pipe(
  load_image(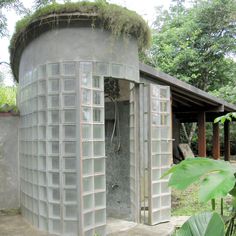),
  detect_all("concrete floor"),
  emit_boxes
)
[0,214,186,236]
